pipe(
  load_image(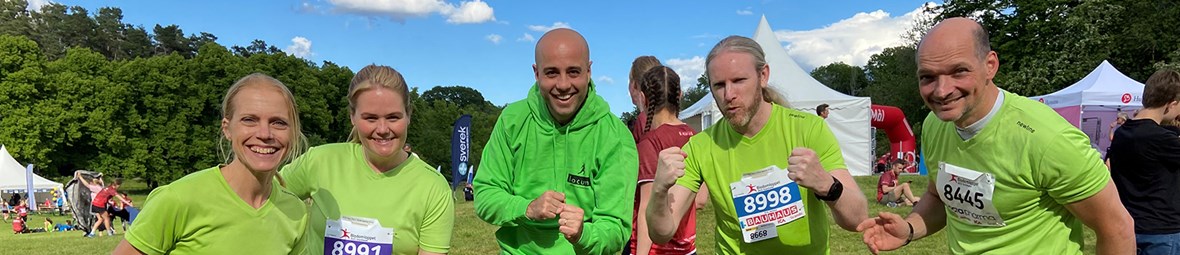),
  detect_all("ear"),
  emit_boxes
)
[221,118,231,141]
[760,64,771,89]
[532,64,540,81]
[587,60,593,76]
[985,51,999,81]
